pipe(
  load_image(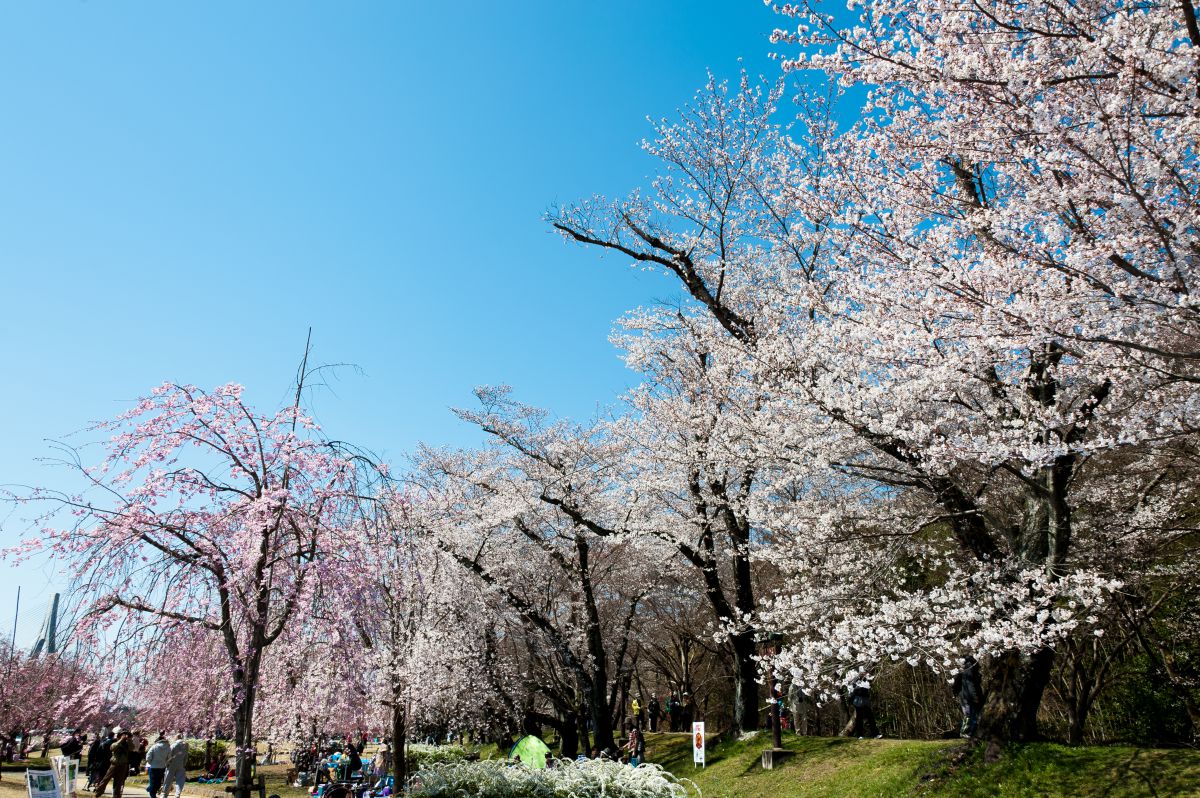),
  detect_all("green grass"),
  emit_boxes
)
[640,732,1200,798]
[928,742,1200,798]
